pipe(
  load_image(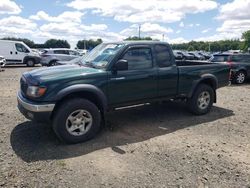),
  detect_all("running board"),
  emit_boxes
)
[115,103,150,110]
